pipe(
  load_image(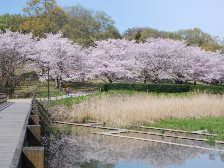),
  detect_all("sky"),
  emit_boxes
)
[0,0,223,38]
